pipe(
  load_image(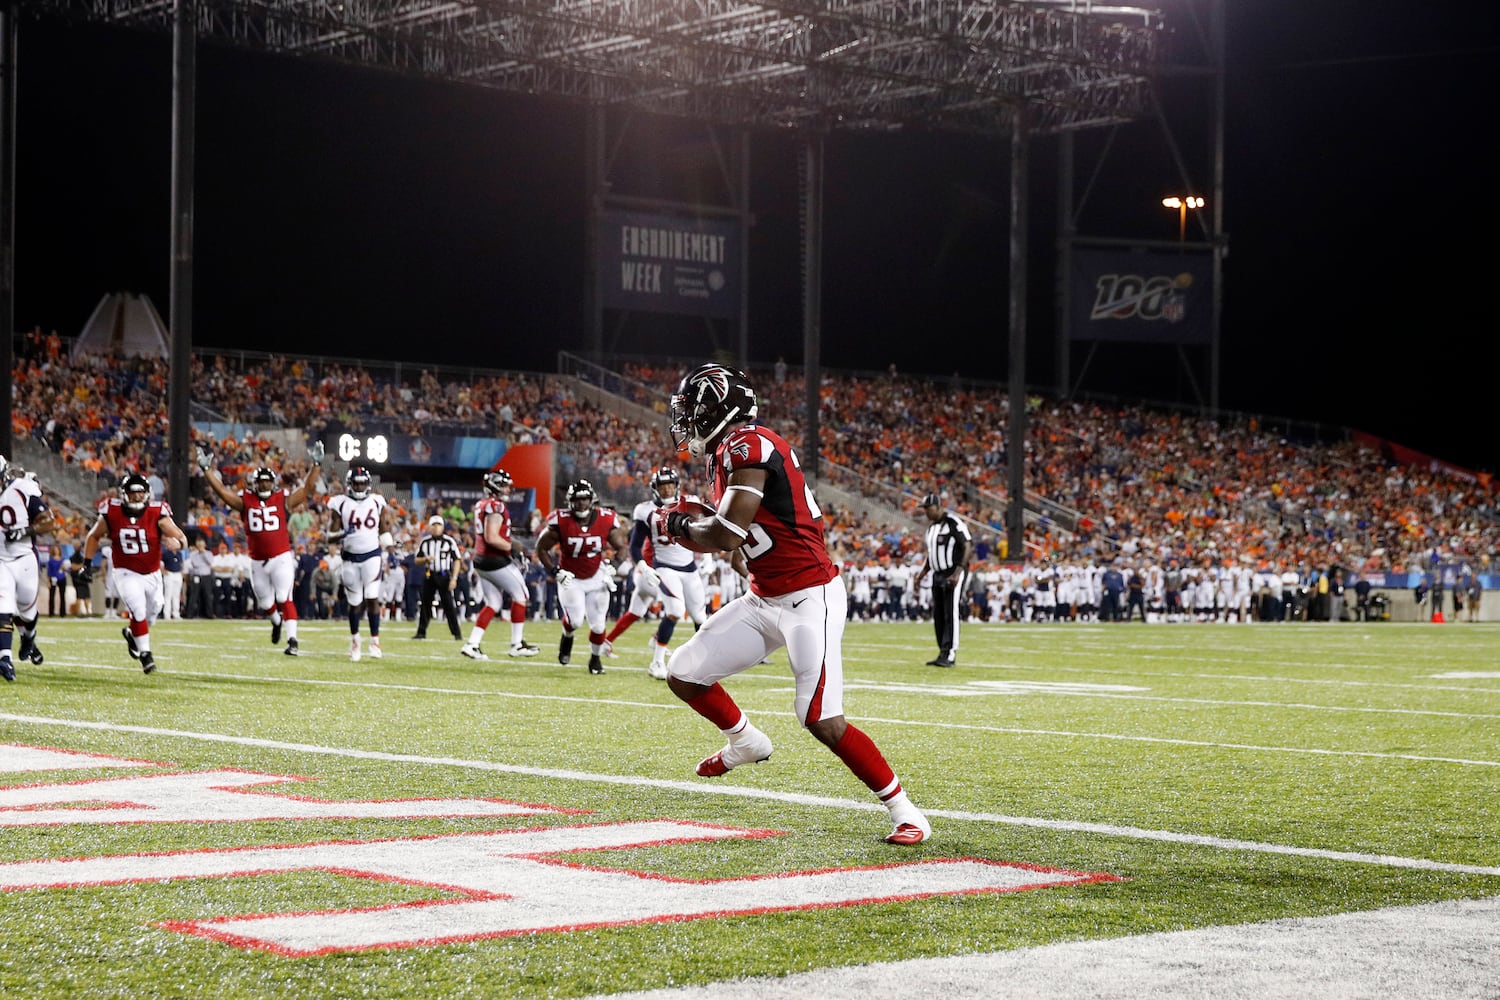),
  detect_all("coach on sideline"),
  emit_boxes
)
[913,493,970,667]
